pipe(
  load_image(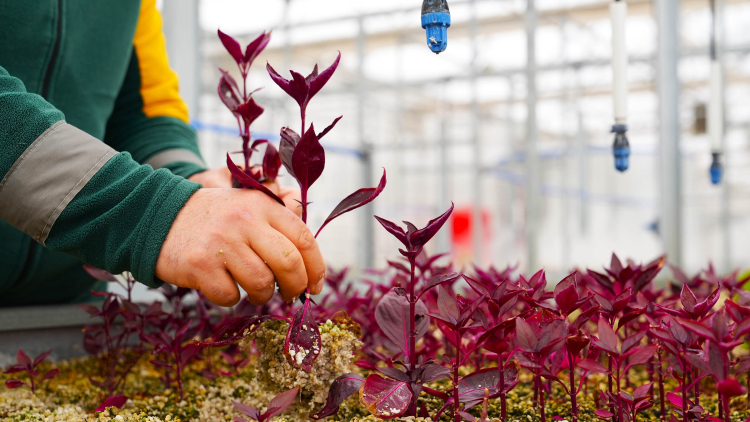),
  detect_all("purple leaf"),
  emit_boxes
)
[374,216,409,247]
[263,387,300,420]
[676,318,717,343]
[680,284,697,314]
[236,99,264,128]
[262,143,281,181]
[596,318,618,355]
[312,374,365,419]
[374,290,429,358]
[577,359,610,374]
[218,30,244,65]
[242,31,271,70]
[5,379,26,389]
[315,169,386,237]
[317,115,343,140]
[17,350,32,369]
[717,378,747,398]
[266,63,296,103]
[624,344,658,369]
[196,315,286,348]
[421,363,451,382]
[232,401,261,421]
[634,382,654,399]
[83,265,118,282]
[279,127,299,178]
[409,202,454,250]
[32,350,52,368]
[292,125,325,192]
[218,70,241,112]
[41,368,59,381]
[227,154,285,206]
[554,274,580,315]
[437,287,460,322]
[378,367,410,382]
[595,409,615,419]
[95,395,128,413]
[284,291,322,371]
[421,272,462,299]
[358,374,411,420]
[515,318,538,352]
[309,52,341,98]
[79,304,100,316]
[3,364,25,374]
